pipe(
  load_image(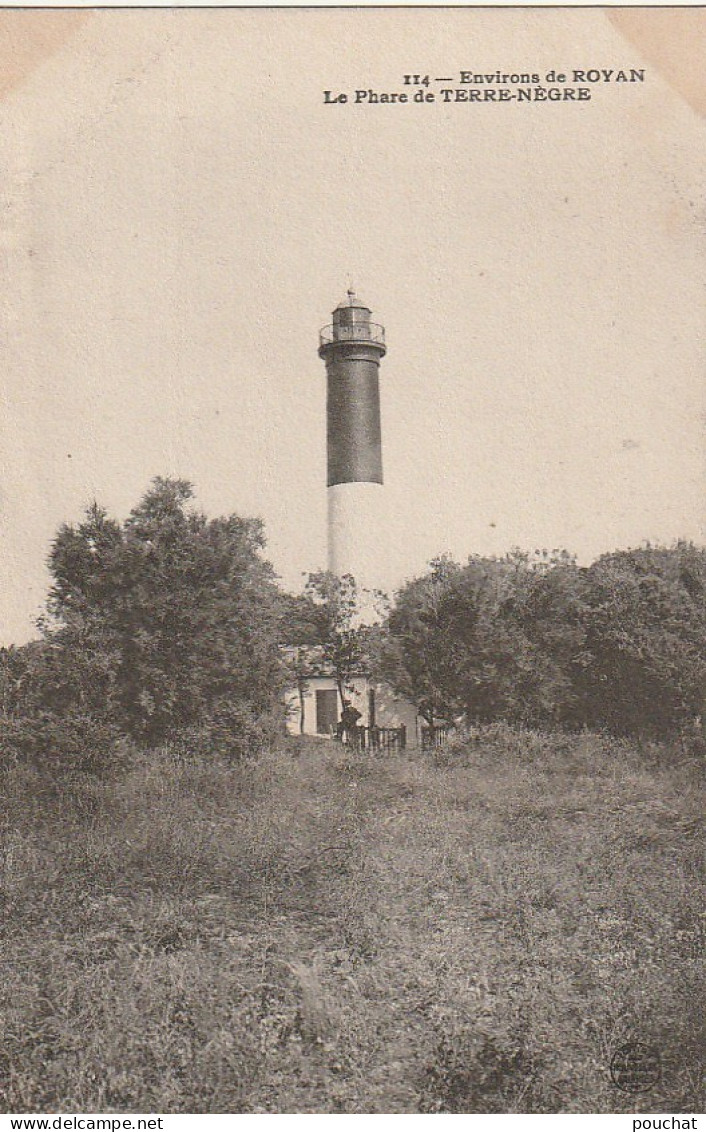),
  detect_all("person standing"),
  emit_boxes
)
[340,699,362,748]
